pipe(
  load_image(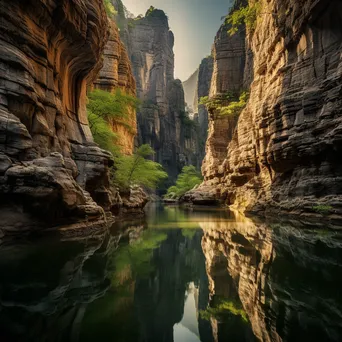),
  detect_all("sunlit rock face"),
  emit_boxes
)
[200,213,342,341]
[93,20,137,155]
[189,0,342,218]
[0,0,113,231]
